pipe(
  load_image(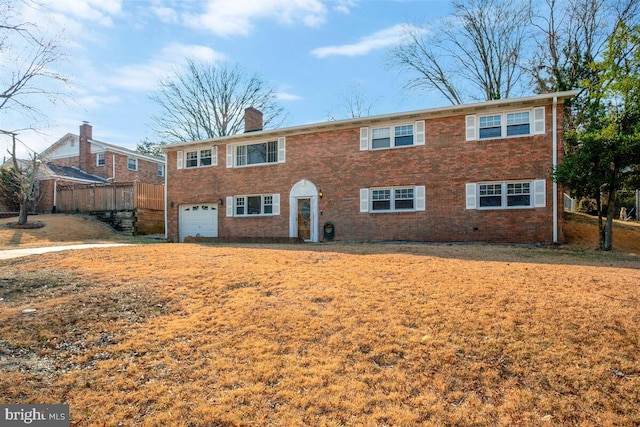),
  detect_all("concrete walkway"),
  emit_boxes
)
[0,243,132,260]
